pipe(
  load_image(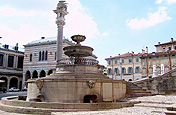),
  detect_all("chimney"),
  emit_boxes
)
[118,54,120,56]
[146,46,148,54]
[132,51,134,54]
[158,42,160,45]
[171,38,173,42]
[0,37,2,39]
[4,44,9,49]
[41,37,45,39]
[142,49,145,54]
[14,43,18,51]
